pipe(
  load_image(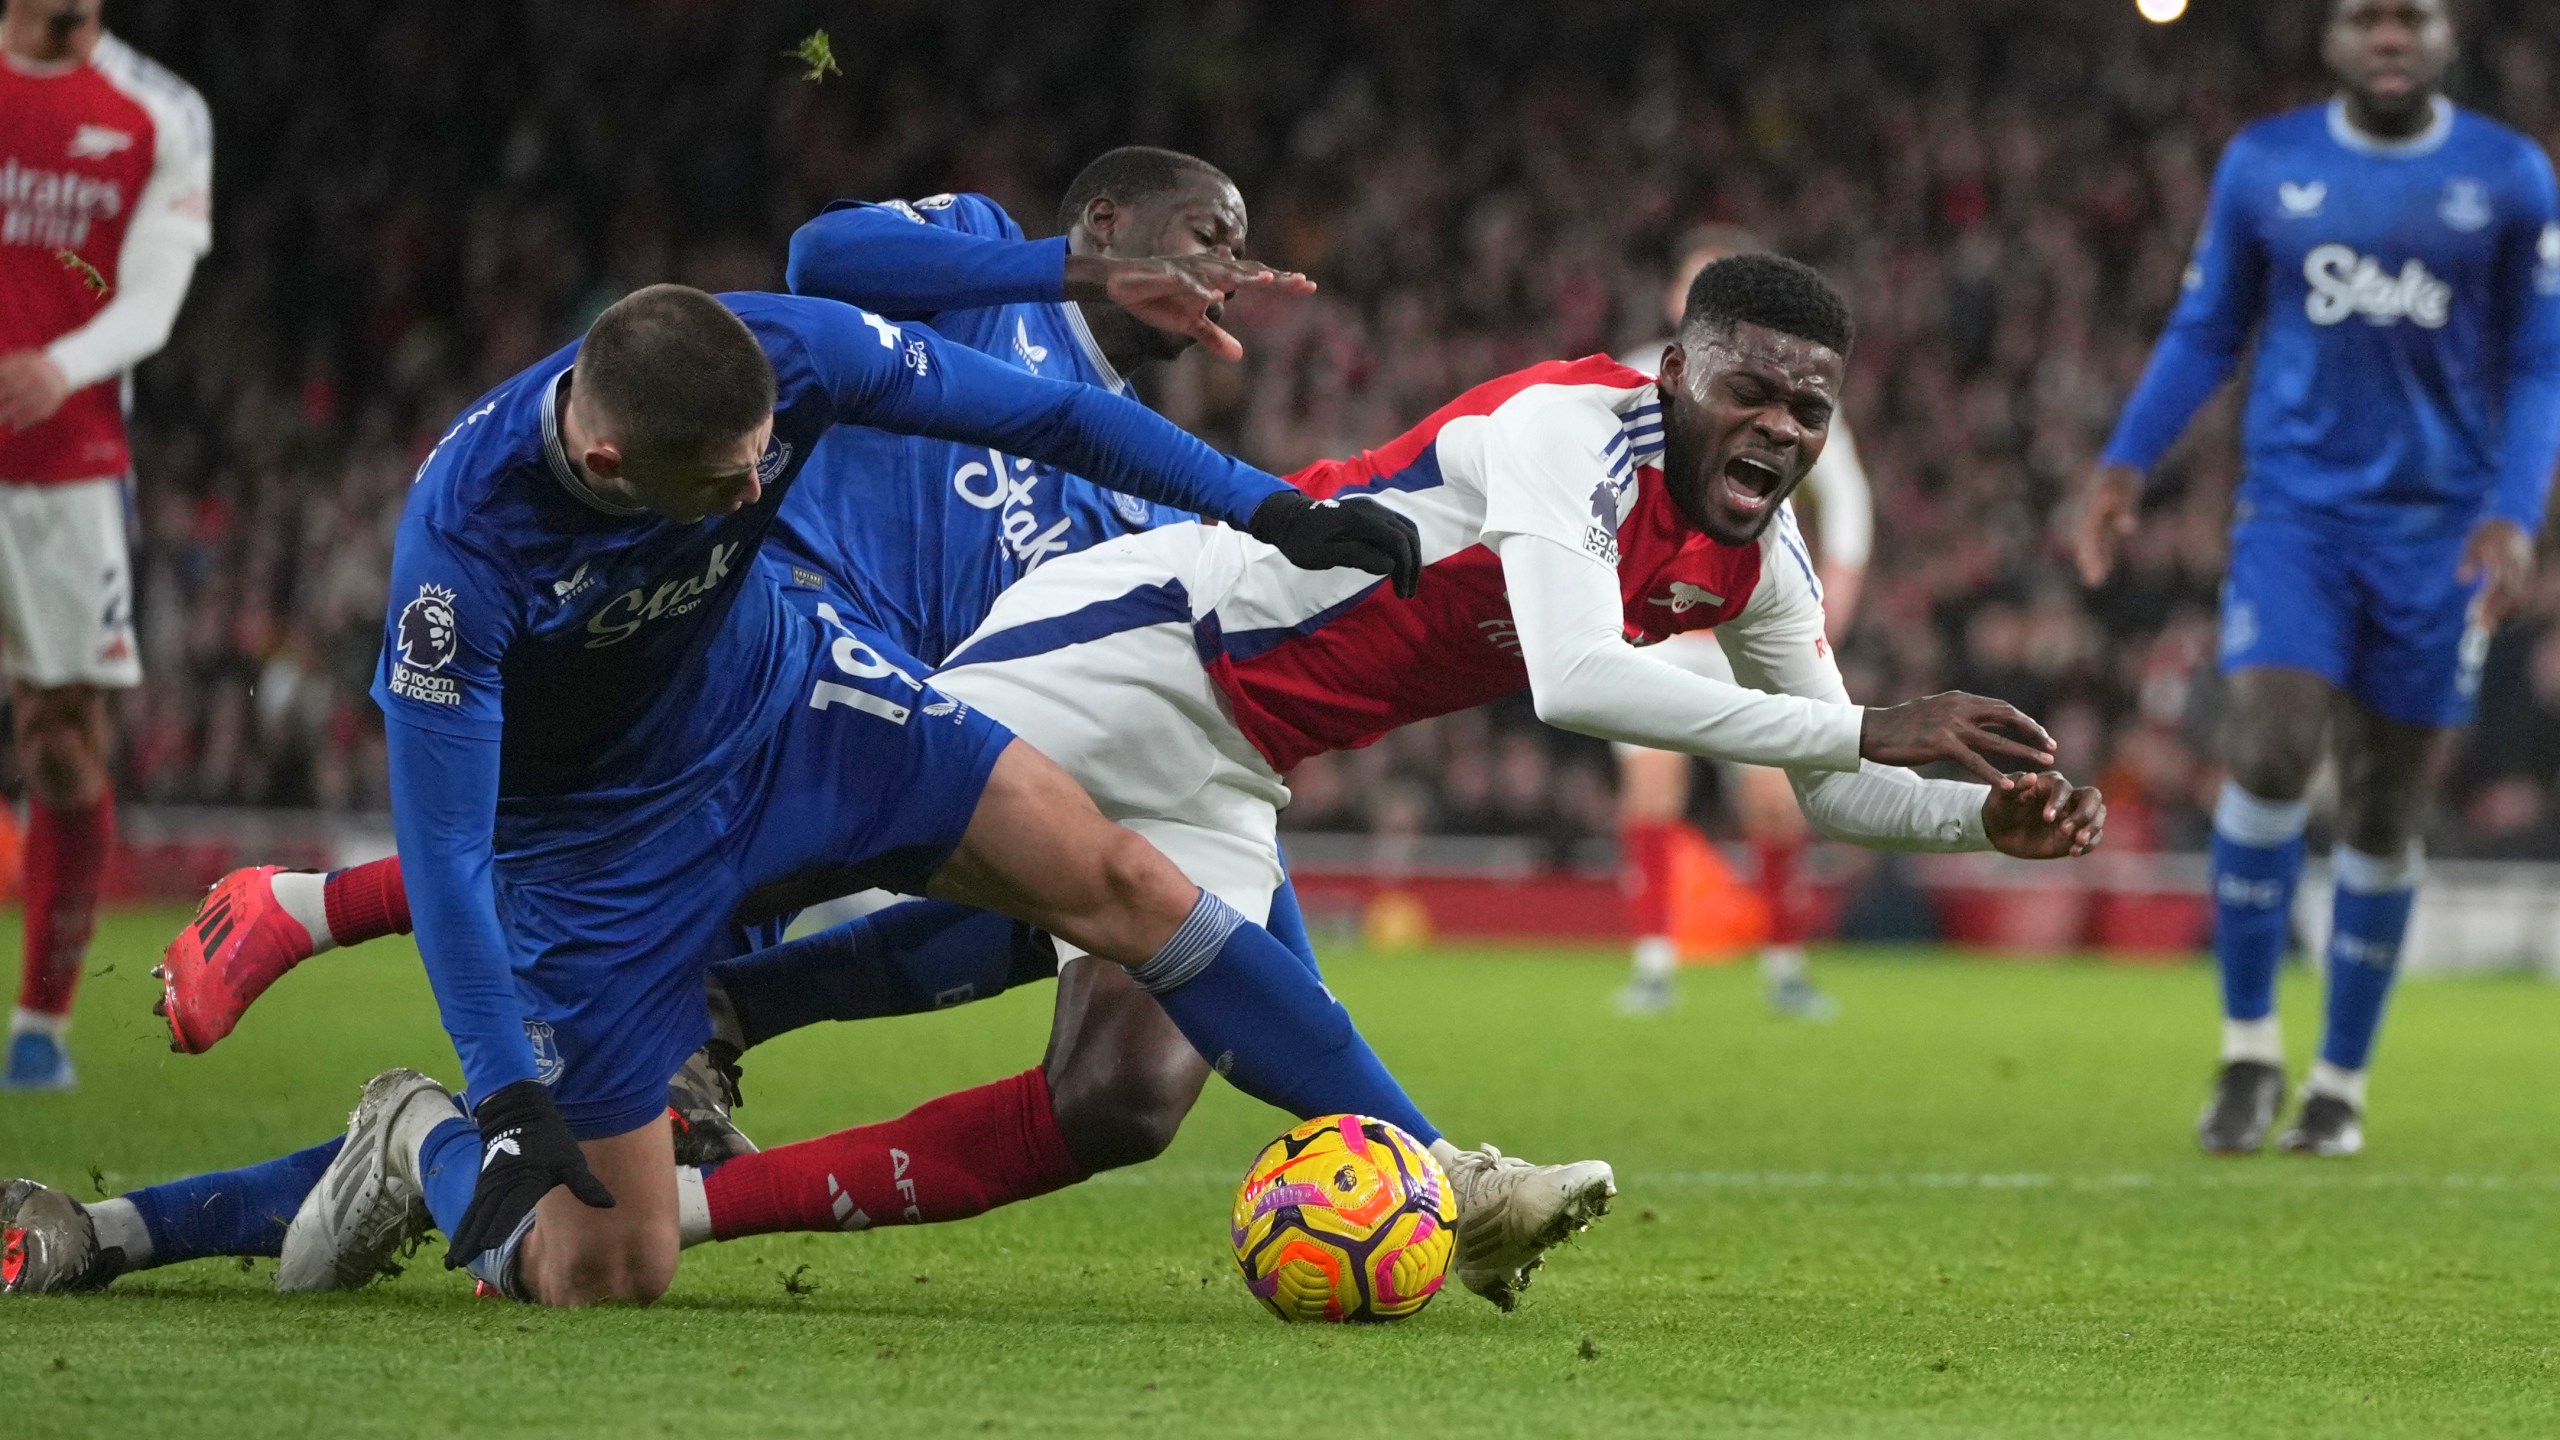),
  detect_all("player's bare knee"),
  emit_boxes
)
[2221,720,2320,802]
[2335,790,2426,859]
[1053,1058,1197,1172]
[1095,828,1190,931]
